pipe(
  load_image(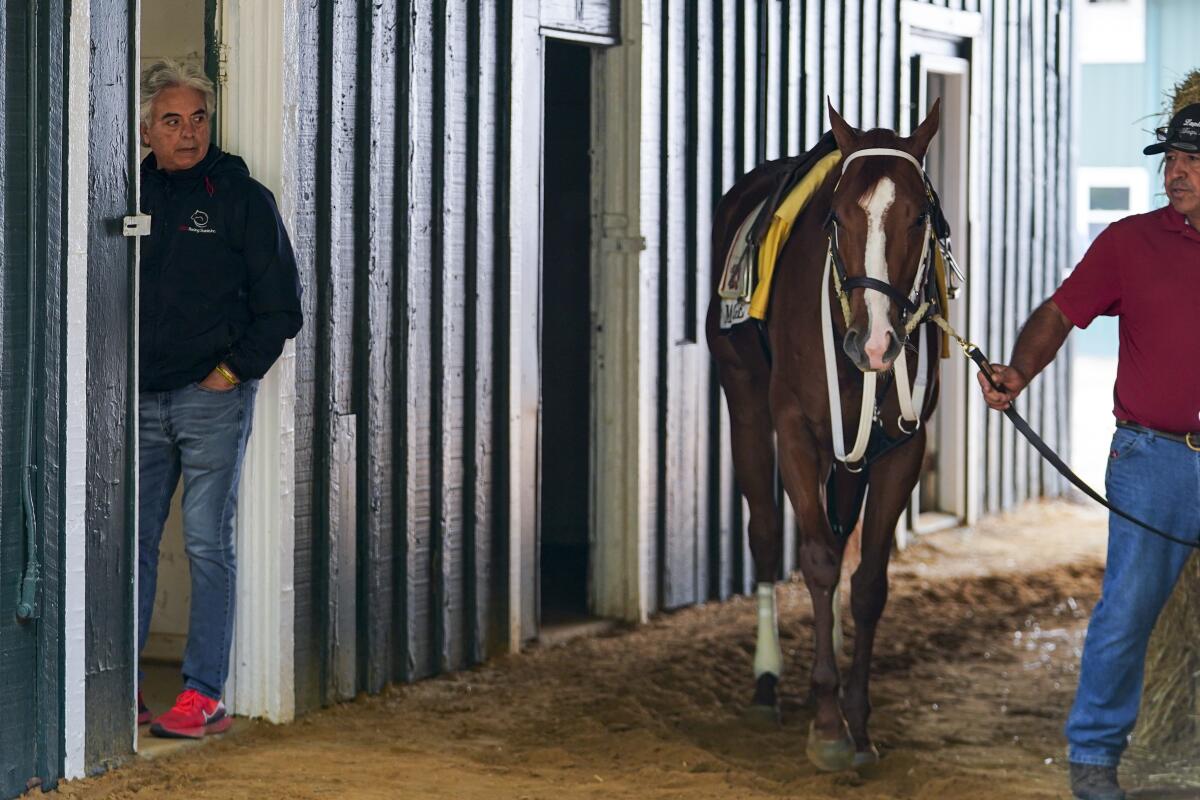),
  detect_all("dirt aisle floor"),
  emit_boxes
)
[57,501,1191,799]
